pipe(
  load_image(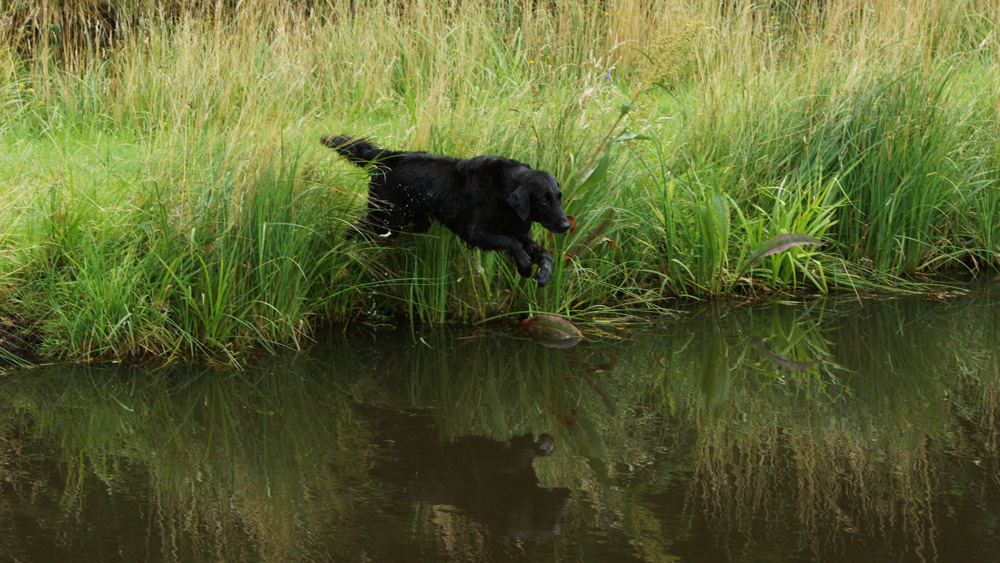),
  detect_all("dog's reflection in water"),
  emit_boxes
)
[370,412,571,541]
